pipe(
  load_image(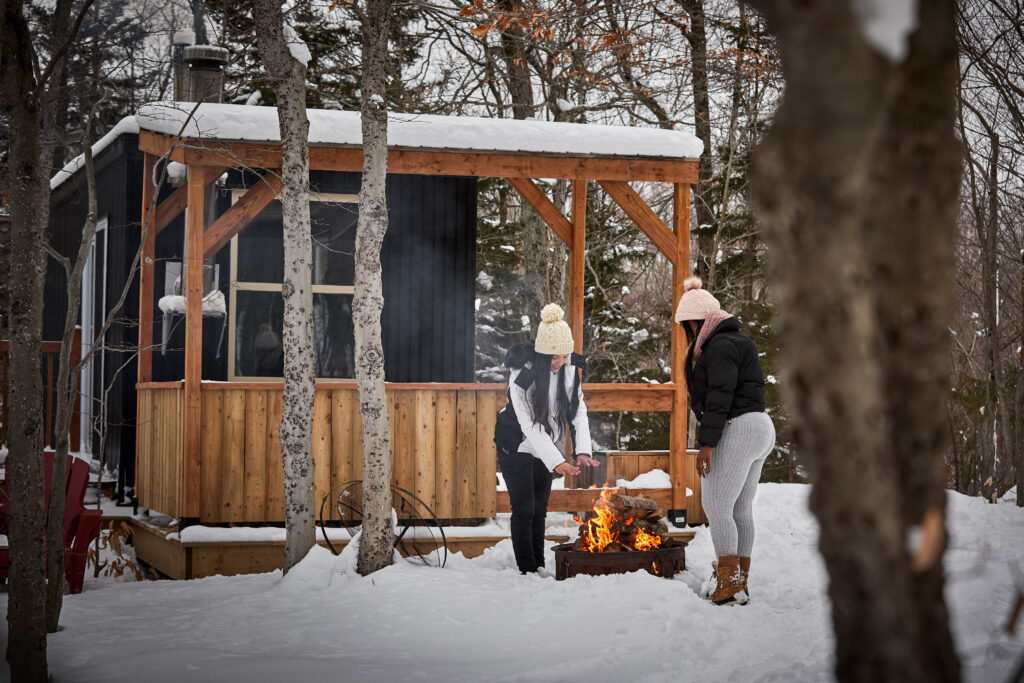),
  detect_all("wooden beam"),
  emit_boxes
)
[138,130,701,183]
[570,179,586,353]
[598,180,678,265]
[202,173,282,260]
[670,183,691,511]
[497,487,675,513]
[153,186,187,234]
[153,166,229,236]
[138,152,156,384]
[505,177,573,246]
[183,165,206,519]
